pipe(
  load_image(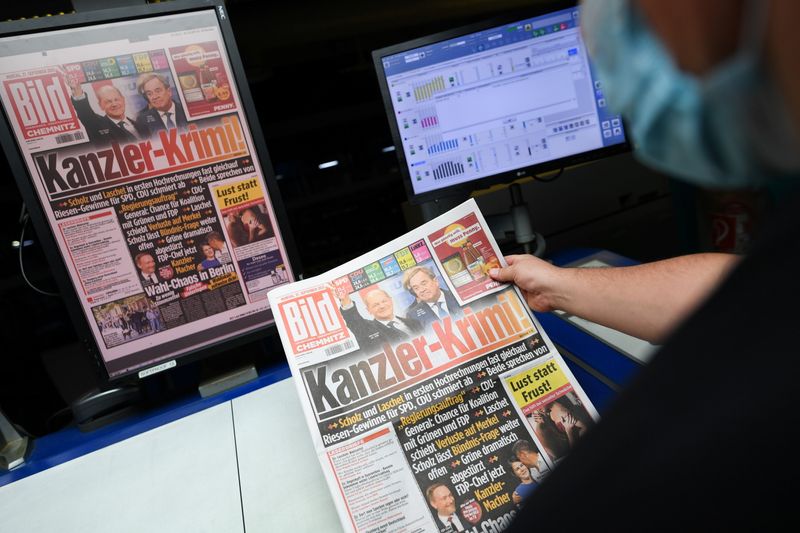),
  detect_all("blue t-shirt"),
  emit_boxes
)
[201,258,221,269]
[515,481,537,502]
